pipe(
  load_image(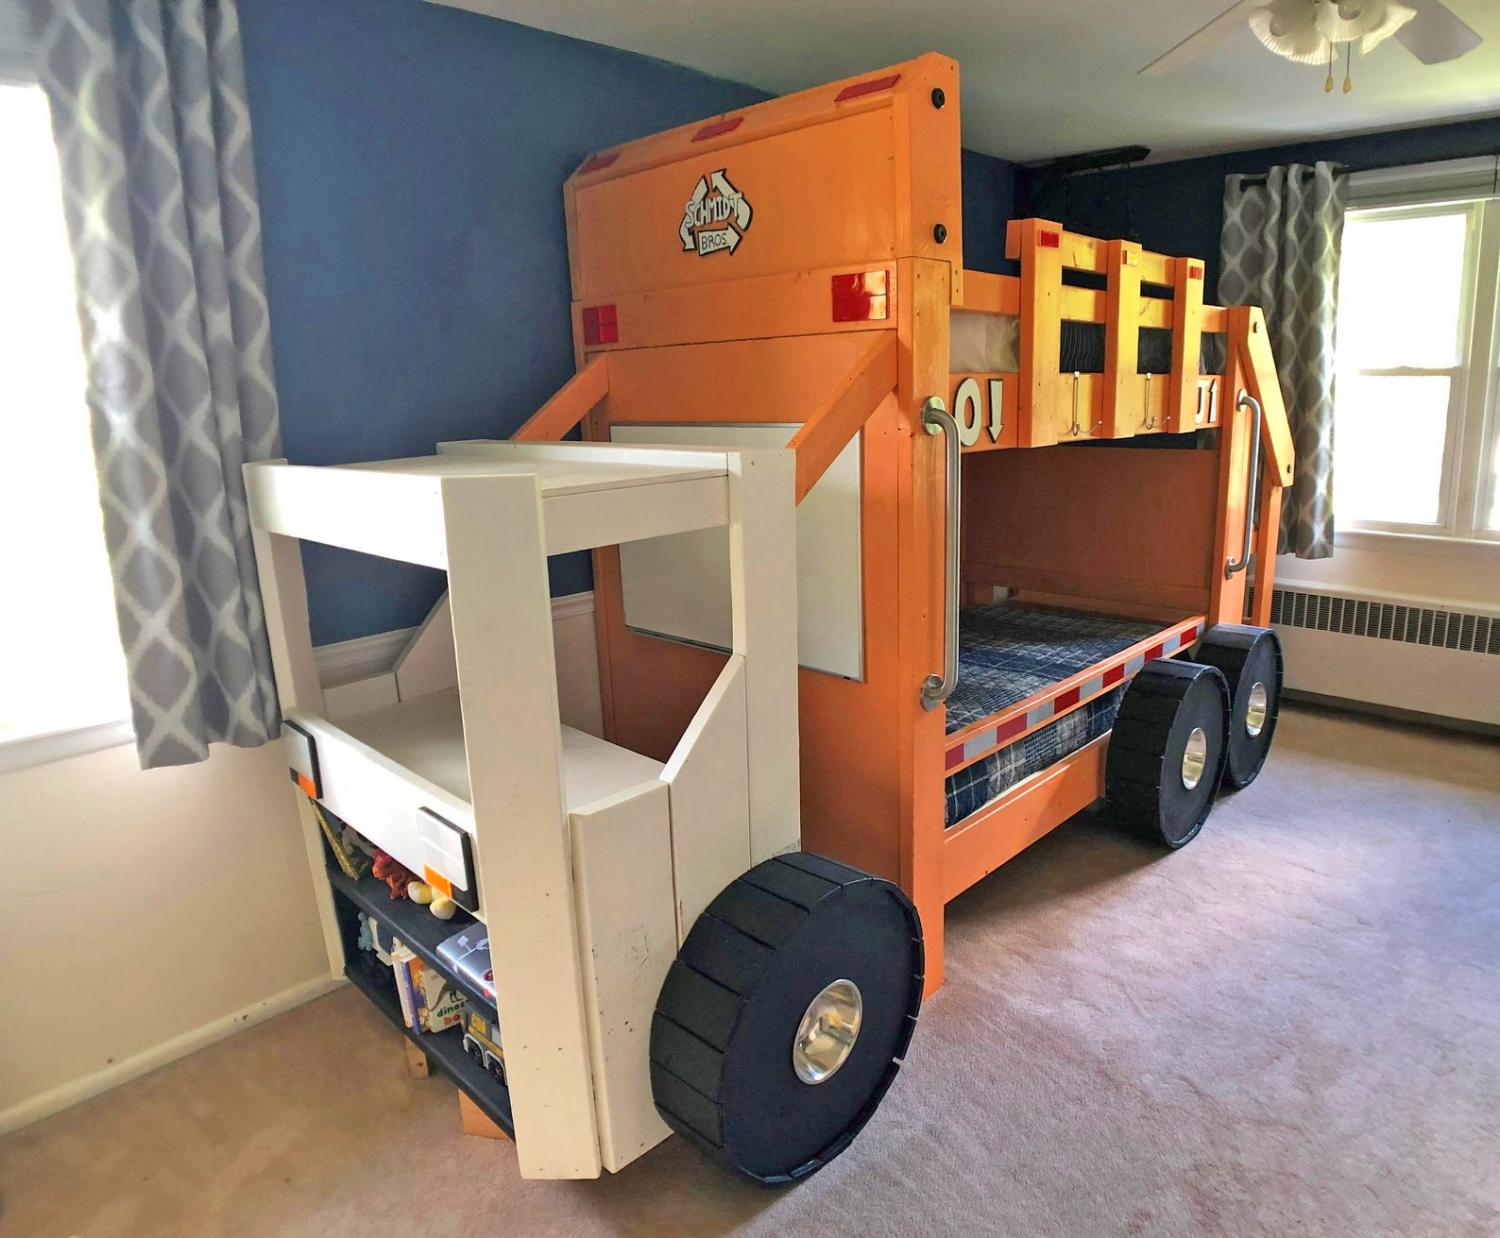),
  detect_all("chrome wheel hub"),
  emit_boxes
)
[1245,681,1268,737]
[1181,726,1208,791]
[792,979,863,1085]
